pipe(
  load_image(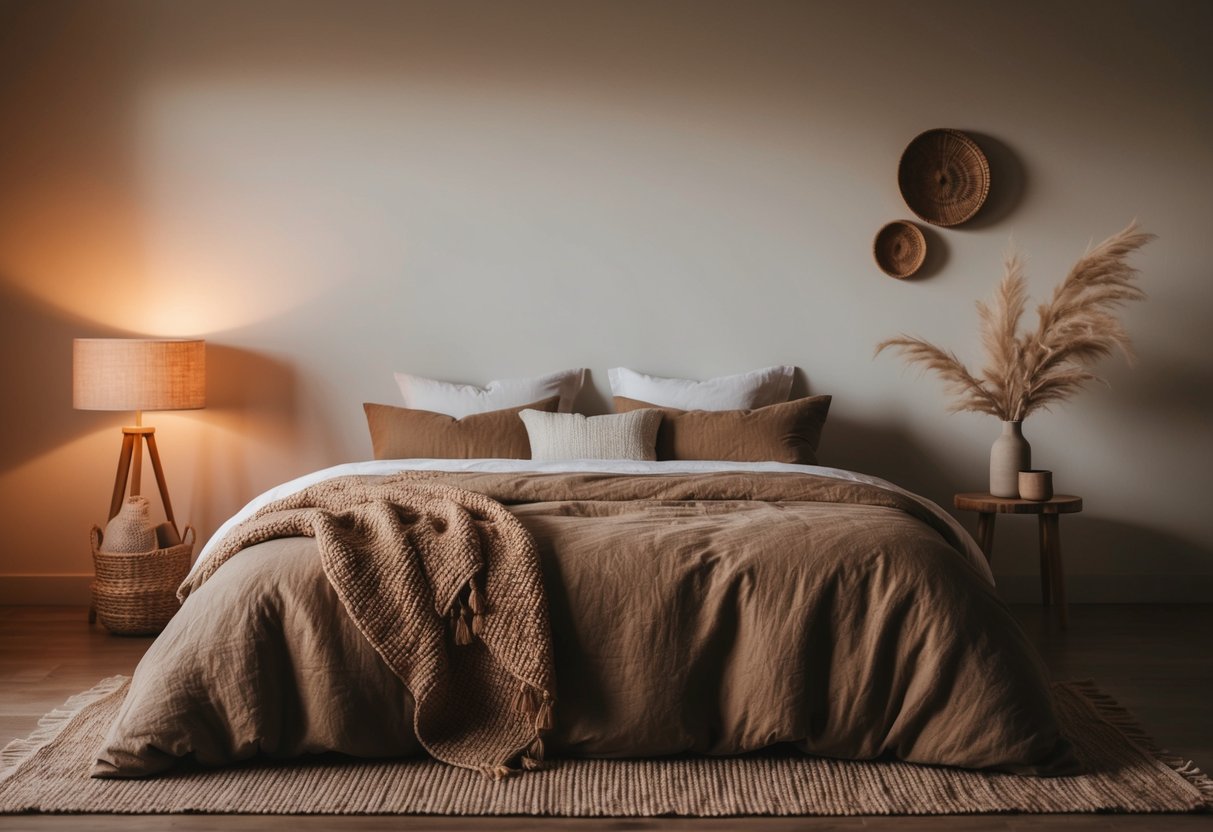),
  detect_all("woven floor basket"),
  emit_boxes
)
[89,525,194,636]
